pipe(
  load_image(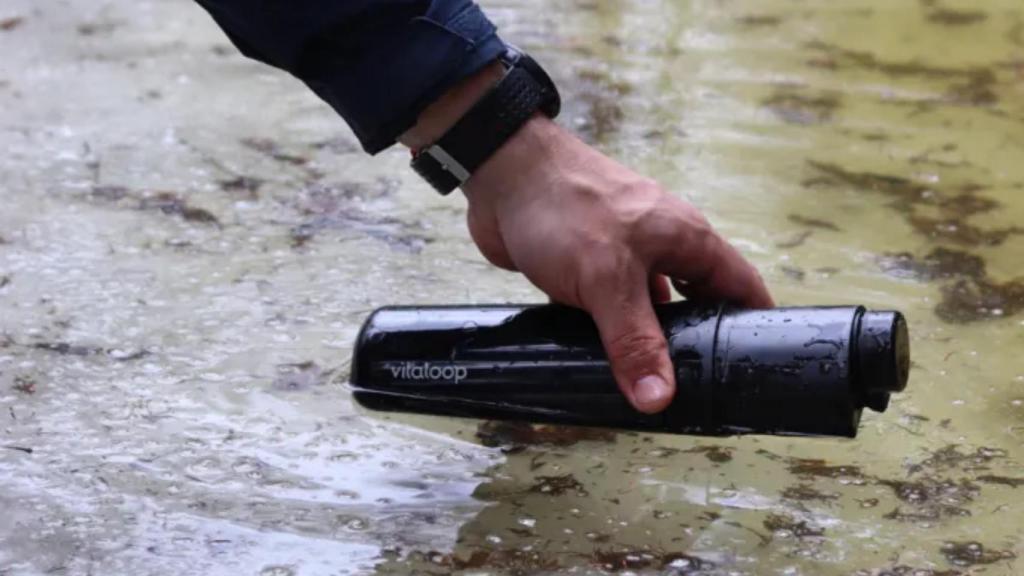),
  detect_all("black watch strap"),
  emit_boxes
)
[411,56,559,195]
